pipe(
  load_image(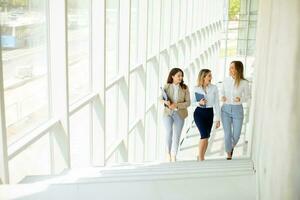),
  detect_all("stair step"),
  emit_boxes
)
[99,163,253,175]
[1,159,256,200]
[19,158,254,185]
[103,159,253,172]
